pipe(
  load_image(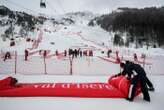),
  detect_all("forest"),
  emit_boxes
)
[89,7,164,48]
